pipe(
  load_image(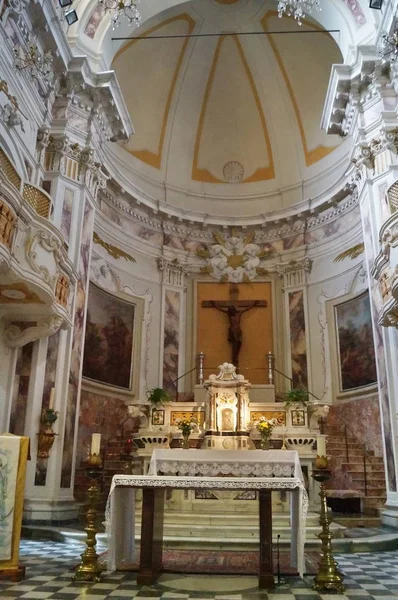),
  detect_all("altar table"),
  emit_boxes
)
[106,452,307,588]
